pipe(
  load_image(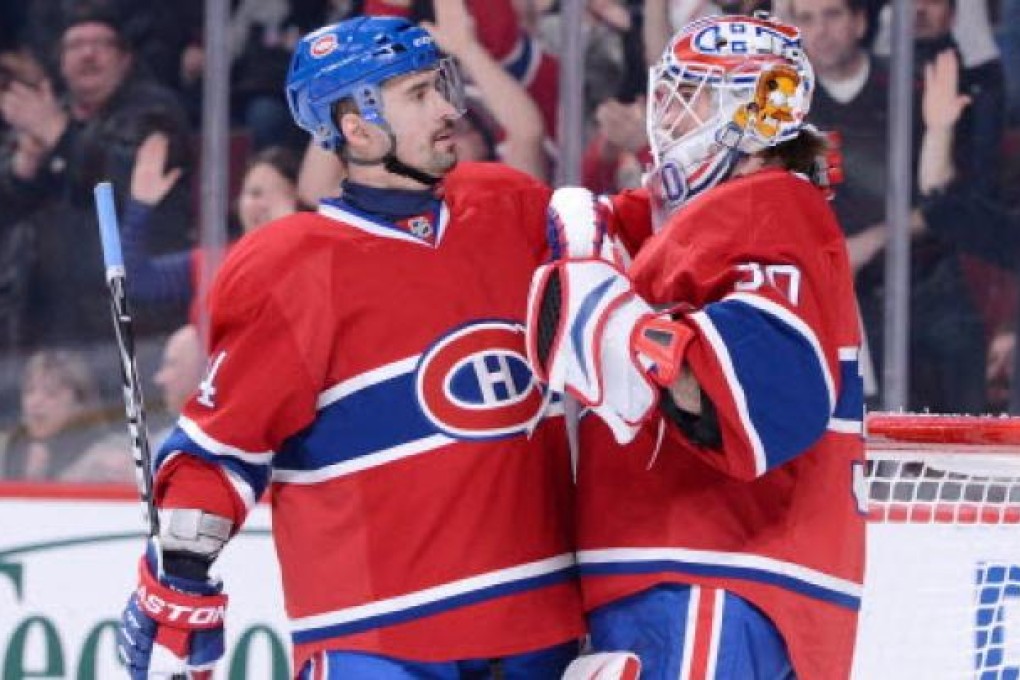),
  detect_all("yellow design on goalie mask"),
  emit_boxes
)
[732,65,802,141]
